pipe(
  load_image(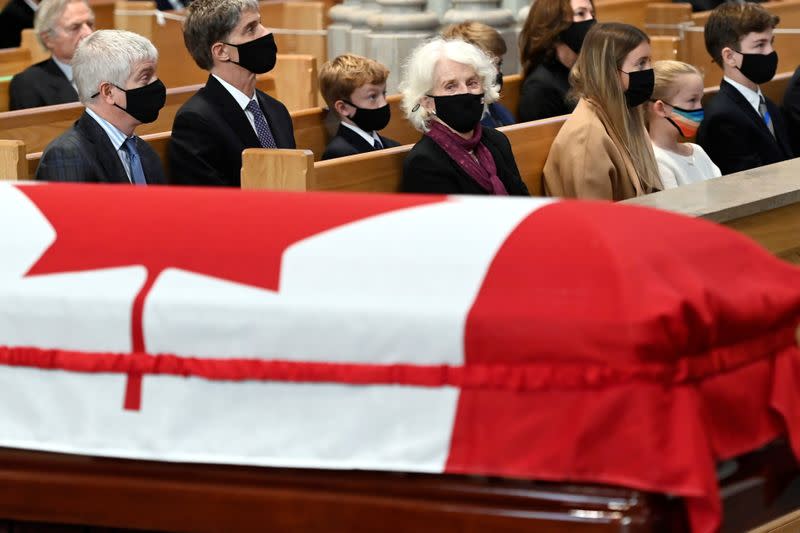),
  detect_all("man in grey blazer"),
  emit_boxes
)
[9,0,94,110]
[36,29,167,184]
